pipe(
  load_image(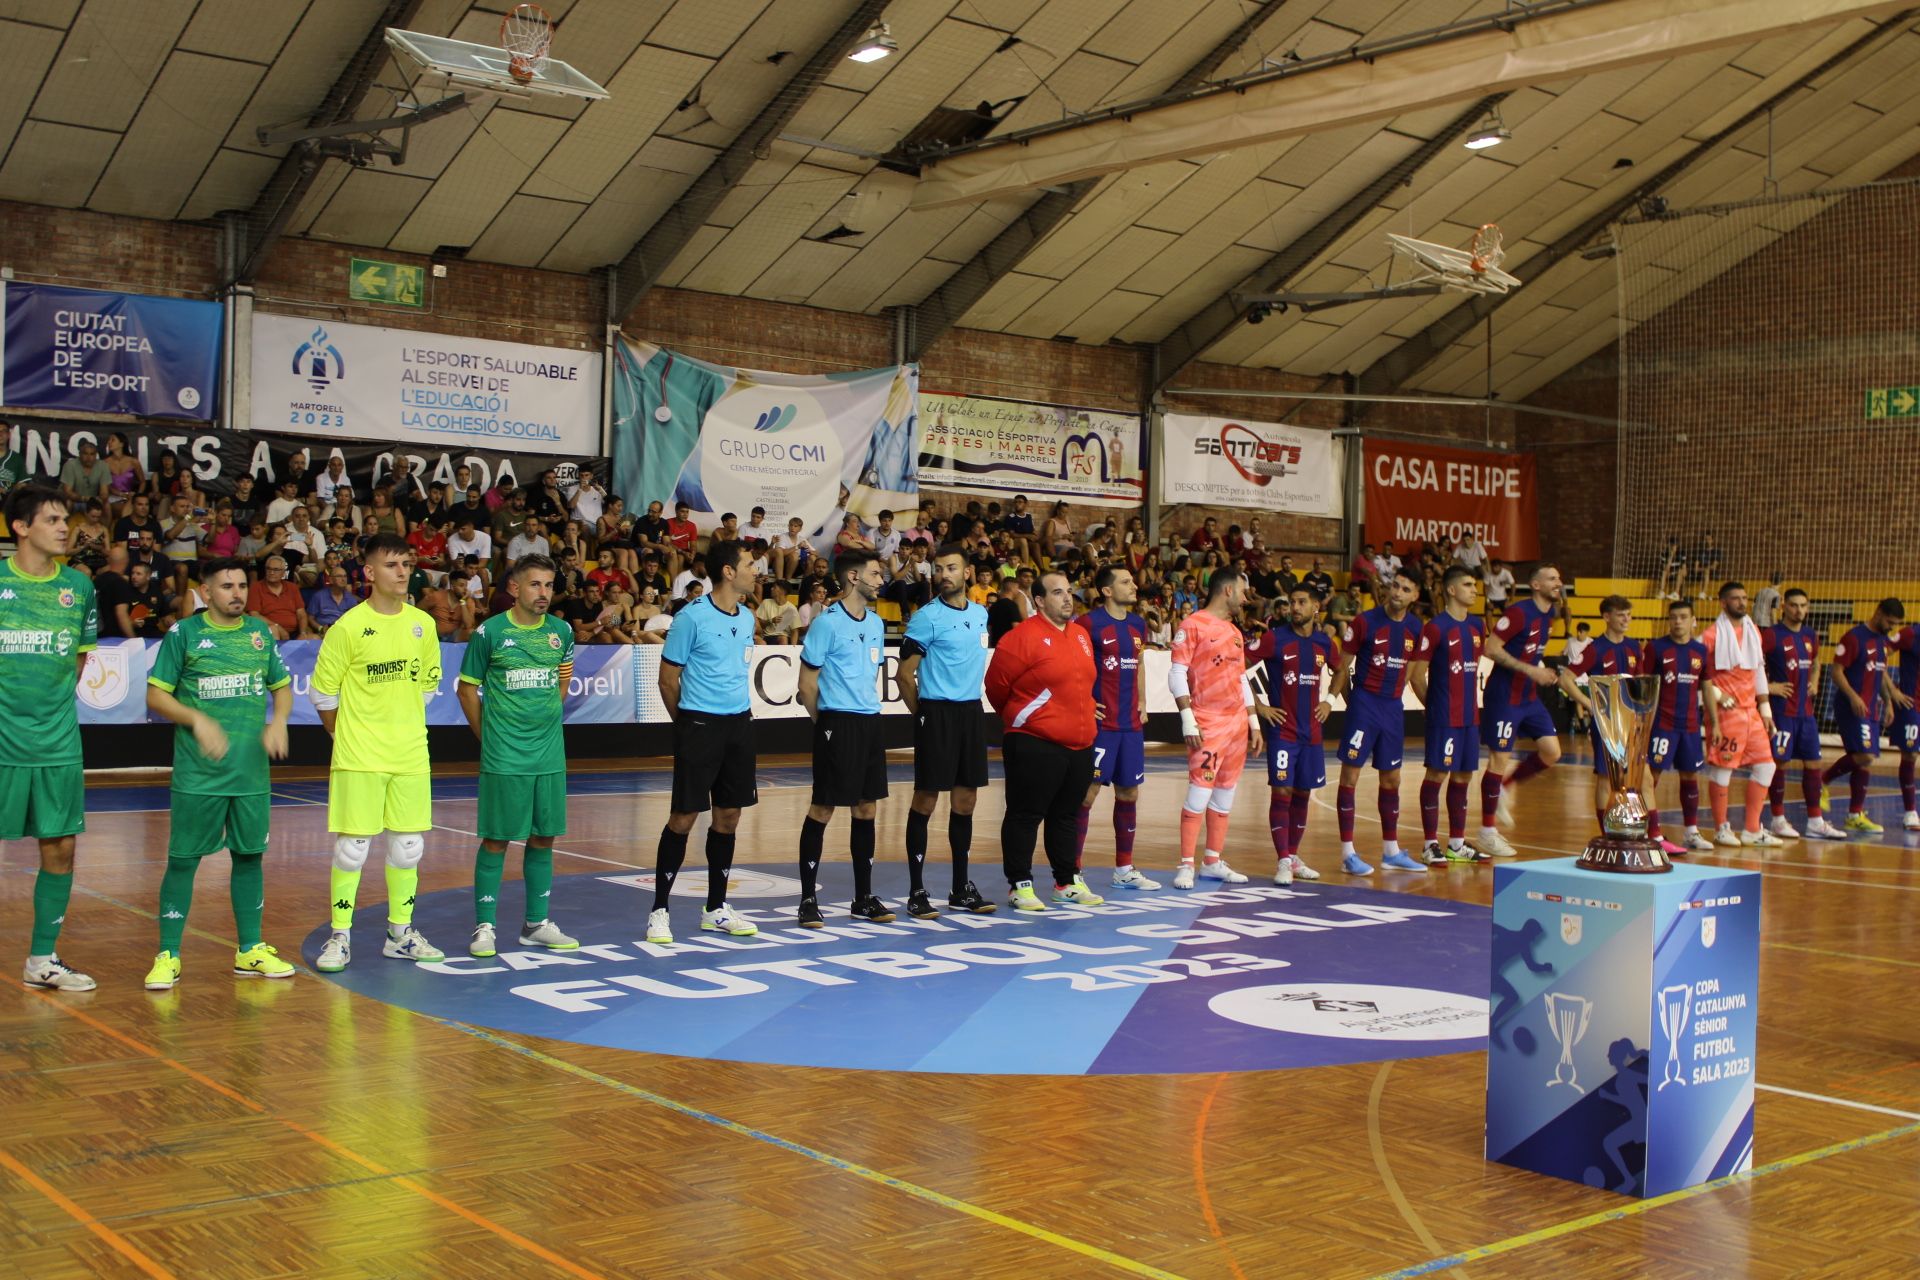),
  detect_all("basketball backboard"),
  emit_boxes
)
[385,28,610,100]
